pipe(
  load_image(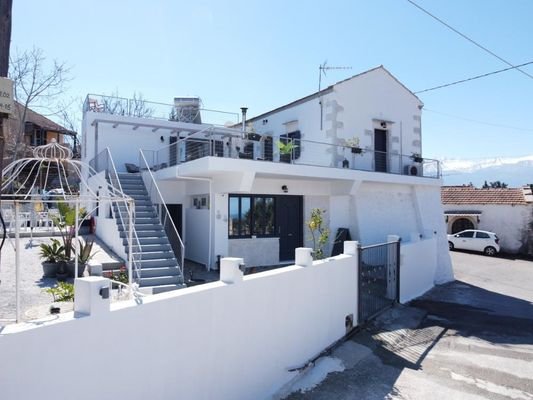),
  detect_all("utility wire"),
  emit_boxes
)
[414,60,533,94]
[406,0,533,80]
[424,108,533,133]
